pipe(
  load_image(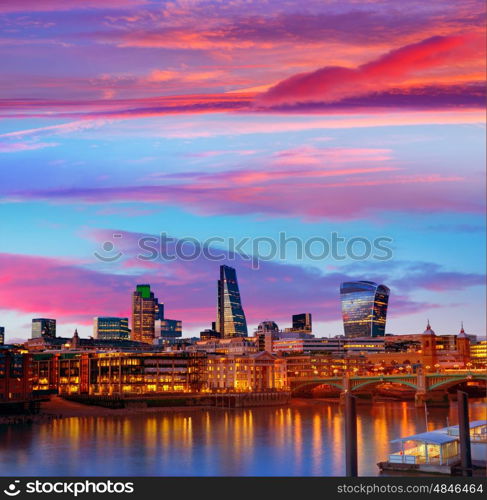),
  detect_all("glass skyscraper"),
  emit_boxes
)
[340,281,390,338]
[93,317,130,341]
[217,265,248,338]
[32,318,56,339]
[131,284,160,344]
